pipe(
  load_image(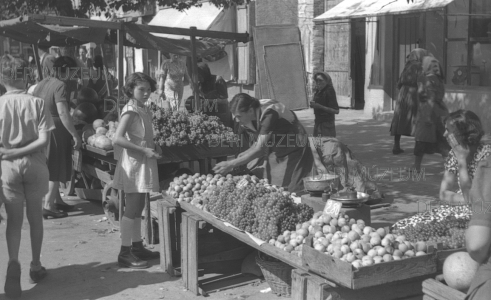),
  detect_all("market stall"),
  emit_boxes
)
[155,170,472,299]
[0,14,249,239]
